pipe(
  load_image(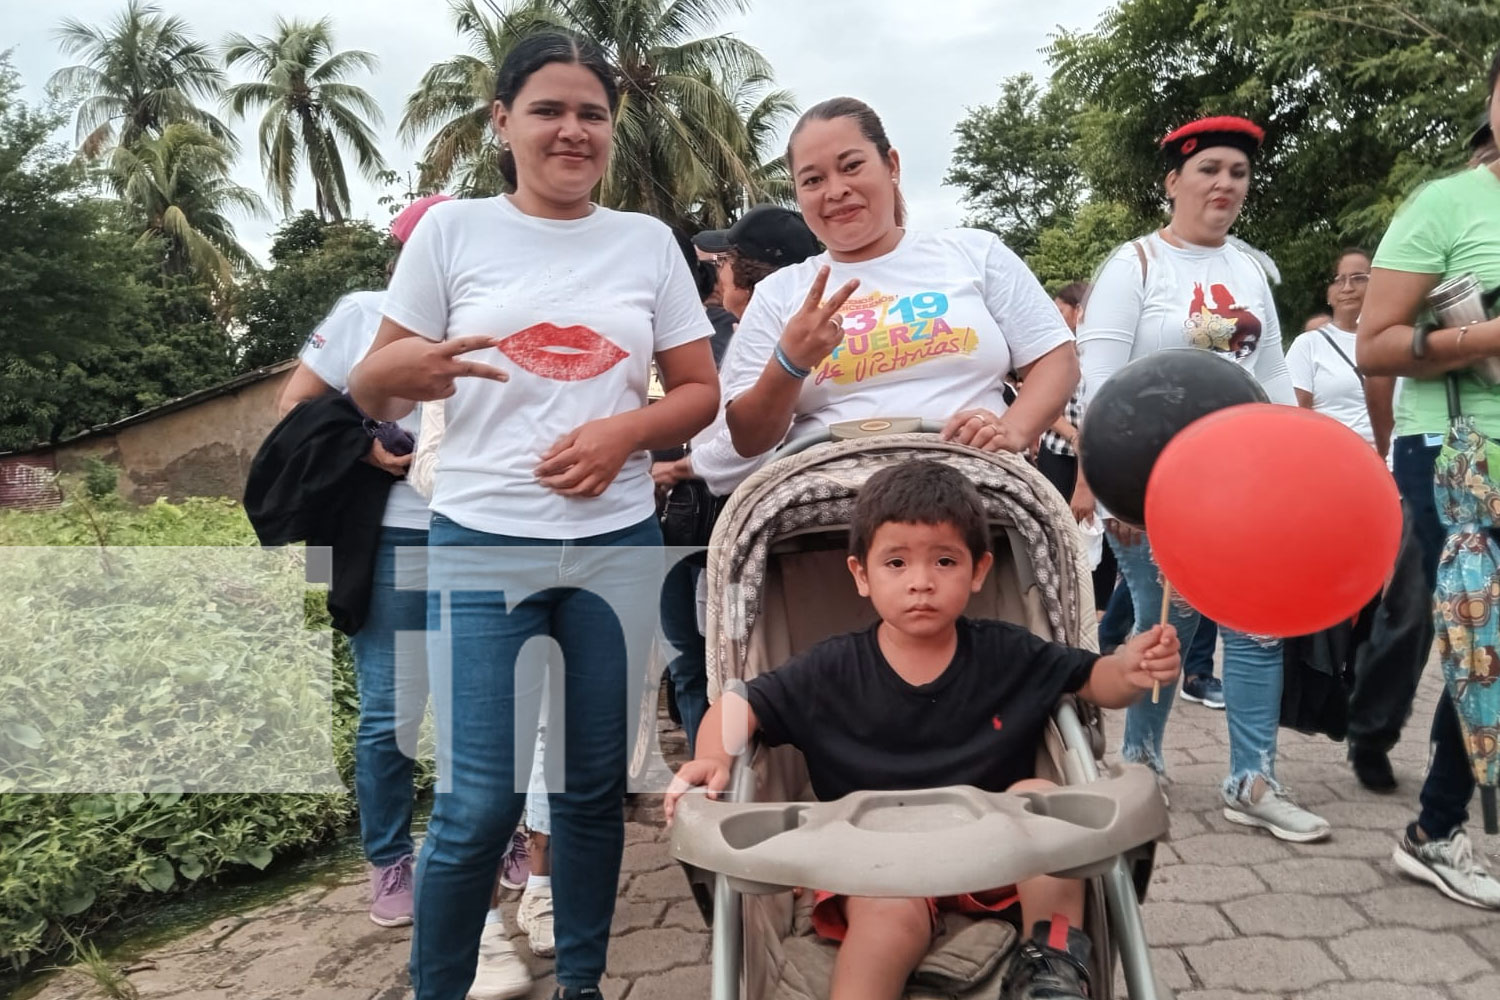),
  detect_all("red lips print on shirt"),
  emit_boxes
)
[496,323,629,381]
